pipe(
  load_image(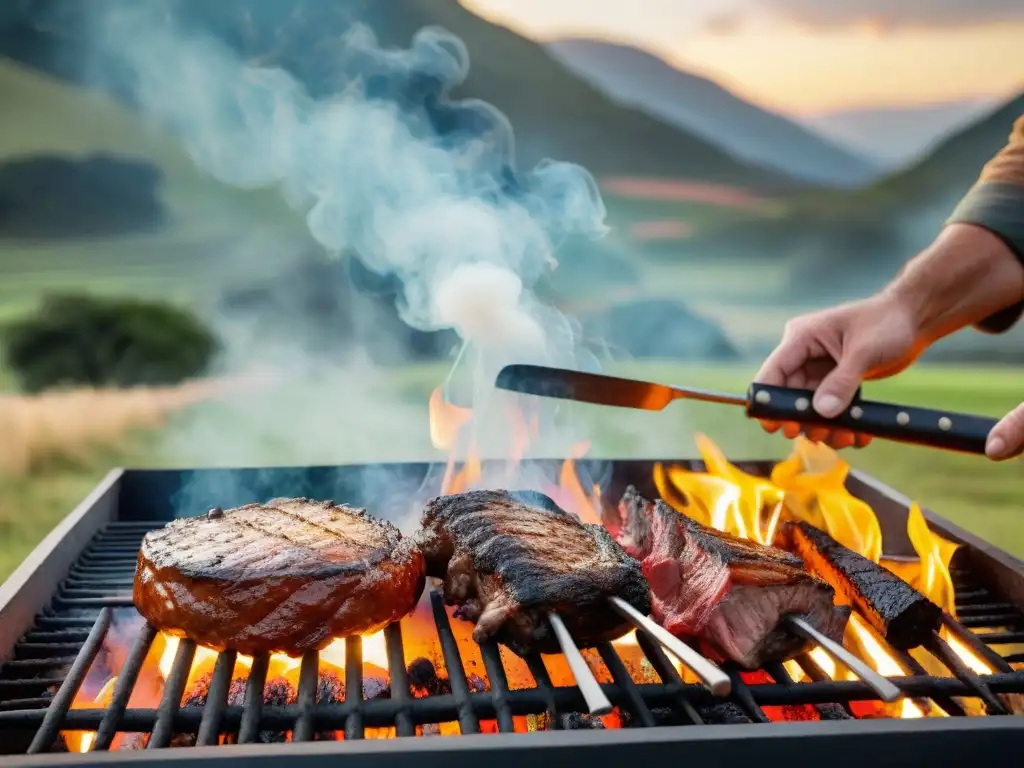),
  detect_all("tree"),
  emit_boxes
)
[2,293,220,392]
